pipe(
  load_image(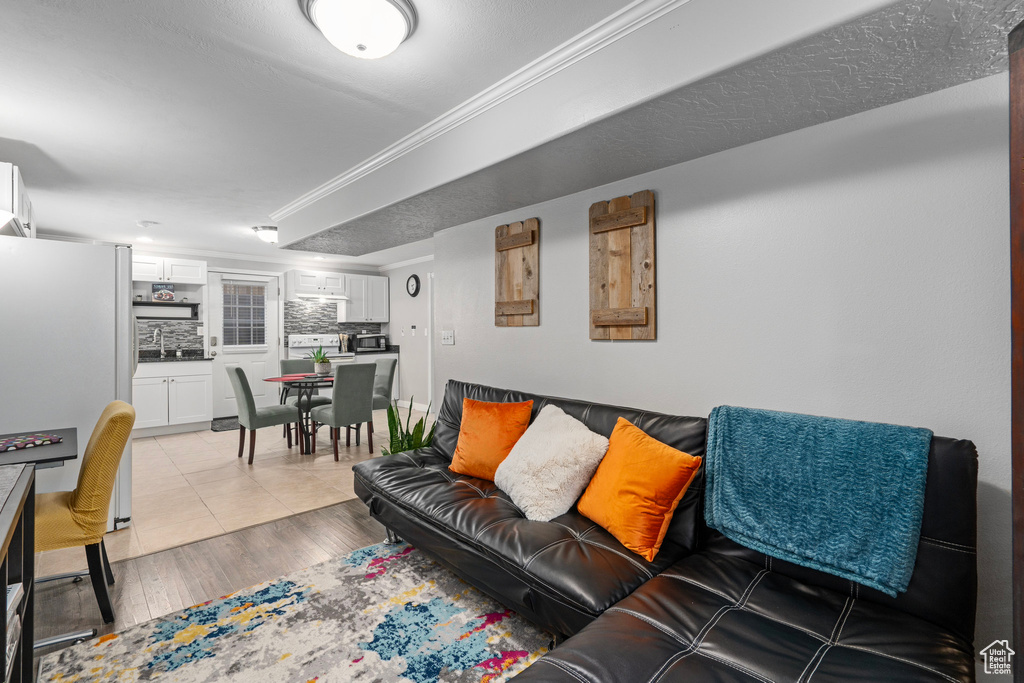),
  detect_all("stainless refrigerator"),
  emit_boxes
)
[0,236,134,531]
